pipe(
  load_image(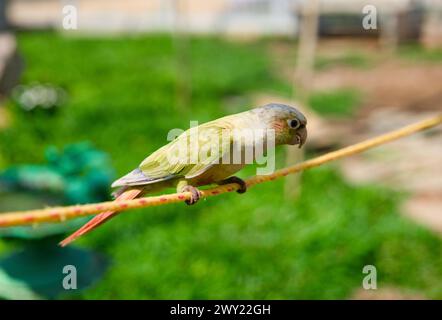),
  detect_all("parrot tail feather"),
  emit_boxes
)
[59,188,143,247]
